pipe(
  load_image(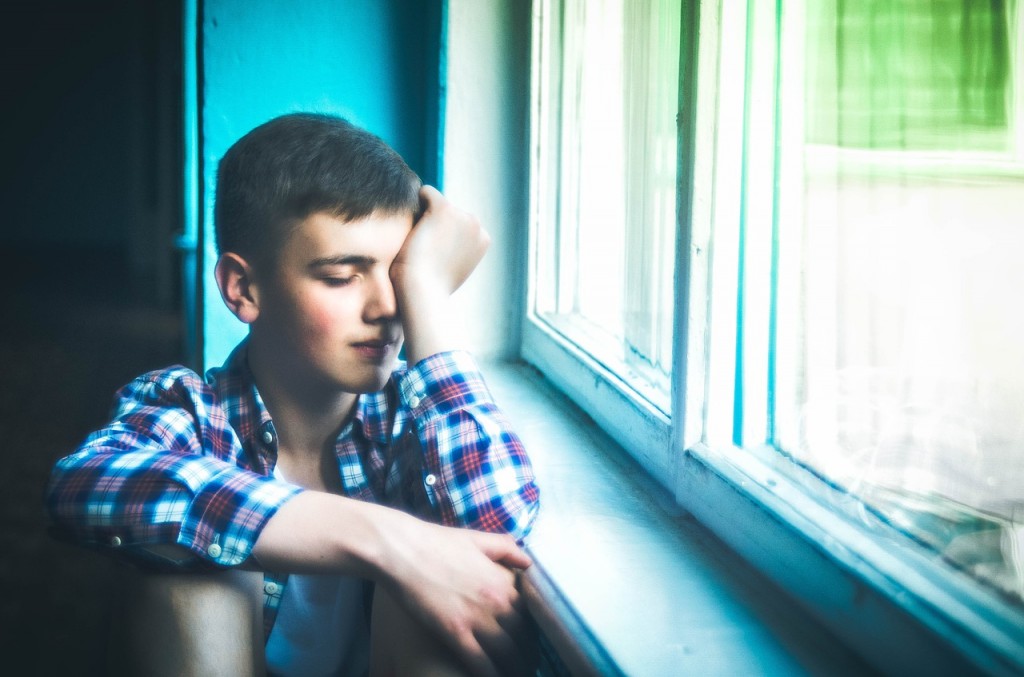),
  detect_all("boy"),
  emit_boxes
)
[45,113,540,676]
